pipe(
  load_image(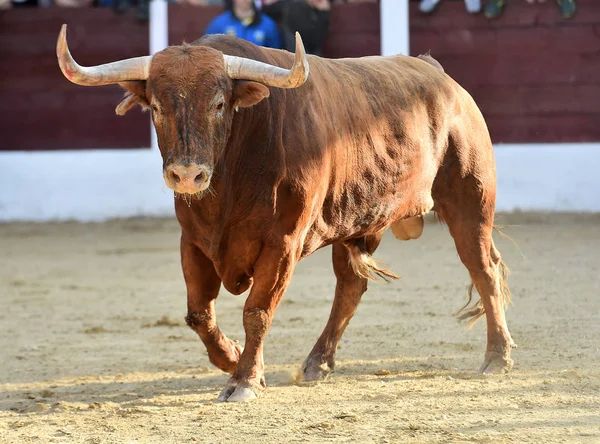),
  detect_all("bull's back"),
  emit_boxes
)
[295,55,457,248]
